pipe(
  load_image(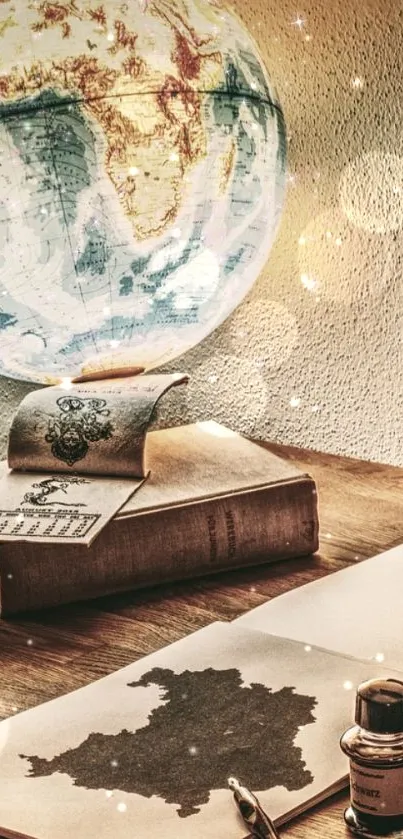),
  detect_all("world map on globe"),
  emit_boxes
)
[0,0,286,383]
